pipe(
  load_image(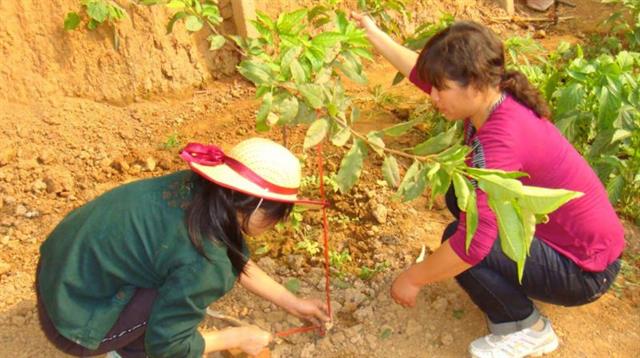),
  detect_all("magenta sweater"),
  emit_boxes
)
[409,68,624,271]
